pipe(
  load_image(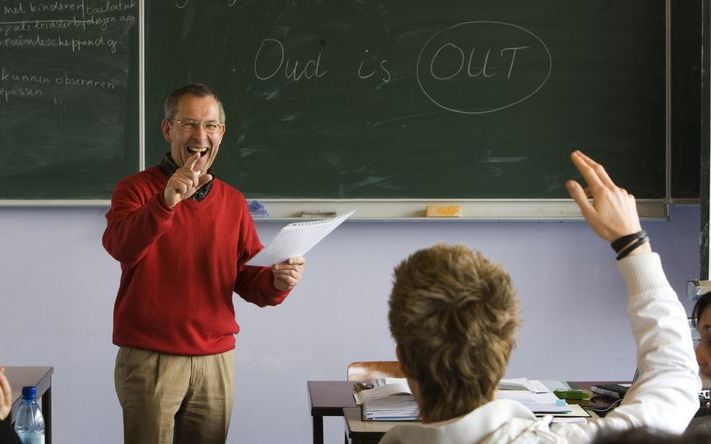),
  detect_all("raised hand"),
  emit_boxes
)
[163,152,214,208]
[566,150,646,247]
